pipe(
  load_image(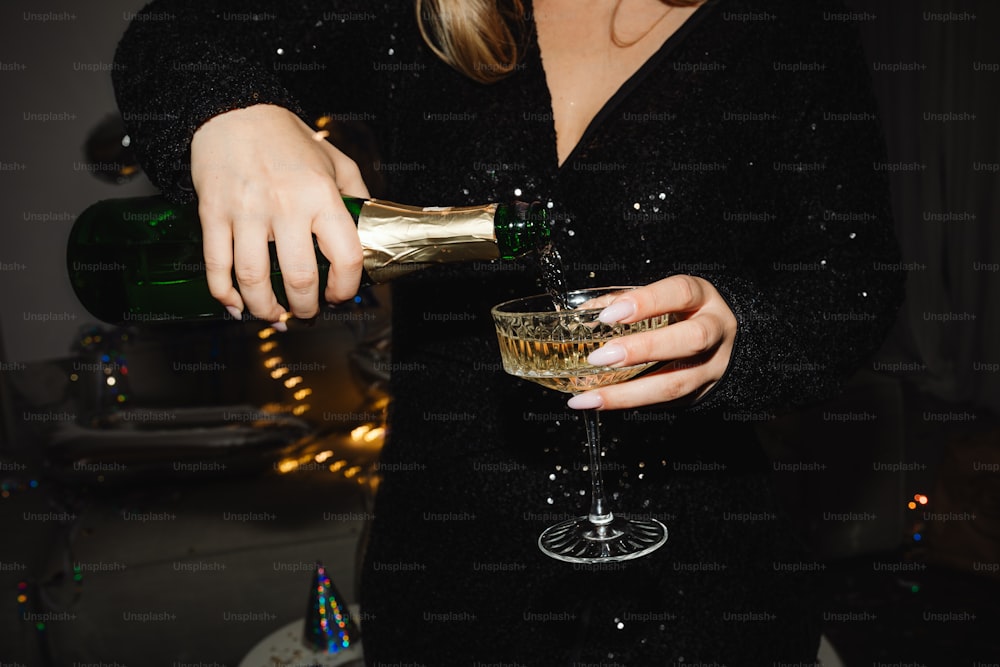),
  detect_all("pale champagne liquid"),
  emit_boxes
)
[537,243,570,311]
[497,333,654,393]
